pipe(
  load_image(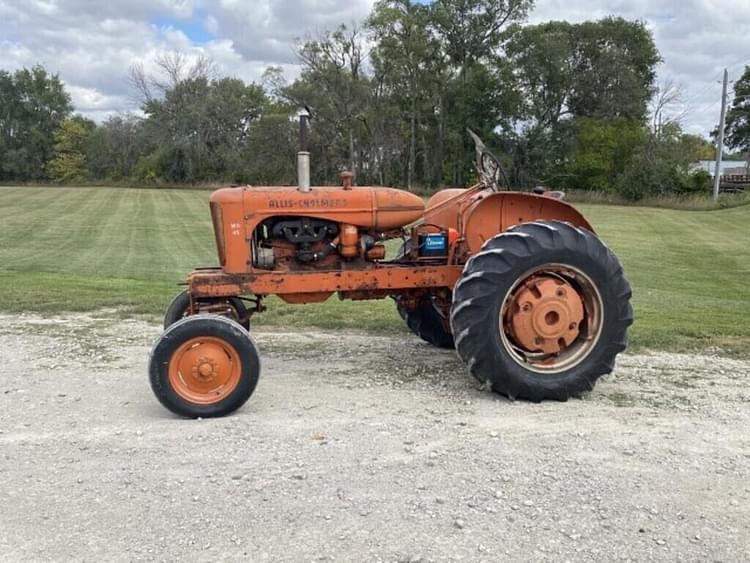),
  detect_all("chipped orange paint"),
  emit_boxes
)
[188,266,464,300]
[211,185,424,274]
[193,183,596,307]
[505,275,585,355]
[168,336,242,404]
[462,192,593,253]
